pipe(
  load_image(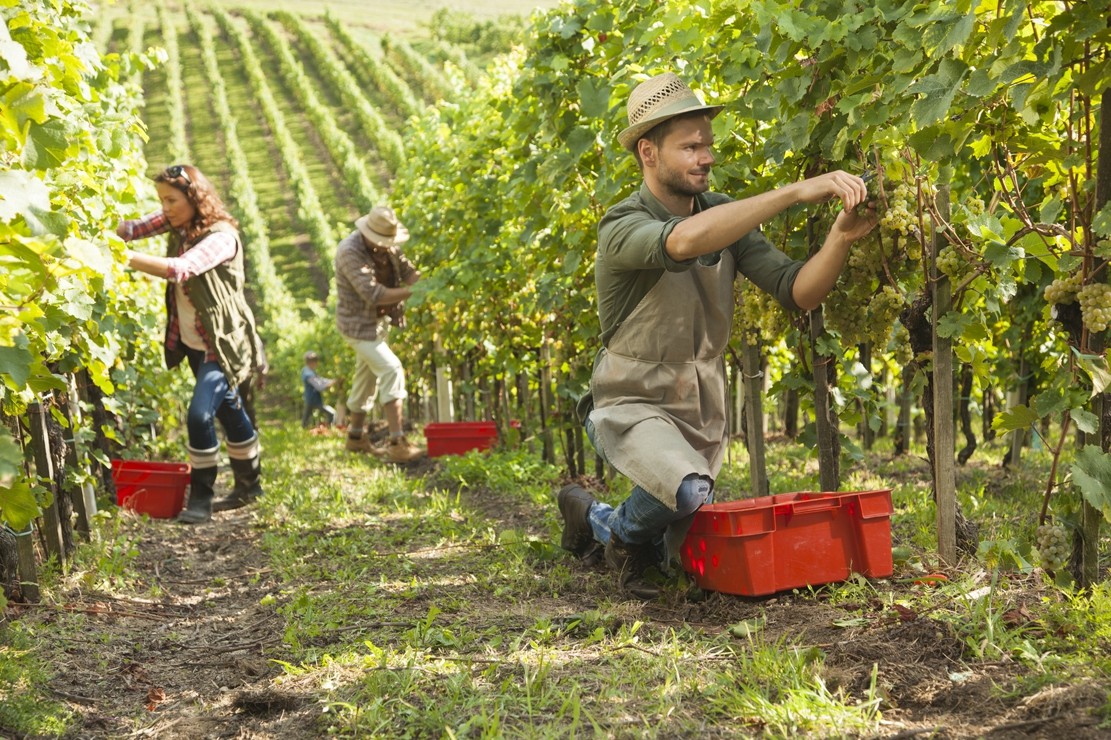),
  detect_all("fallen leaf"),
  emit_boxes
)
[145,687,166,711]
